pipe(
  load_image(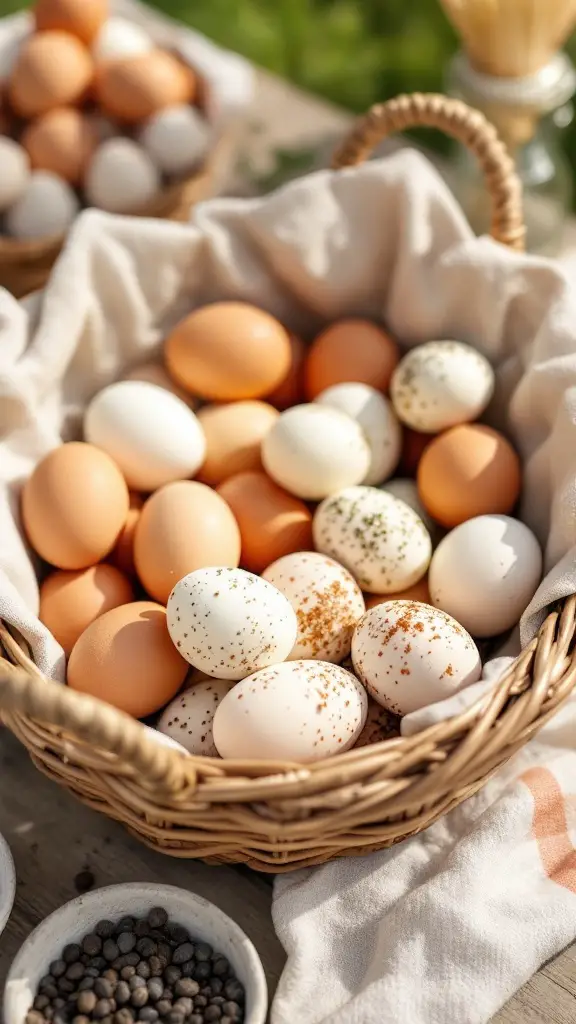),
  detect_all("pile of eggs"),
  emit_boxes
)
[21,303,544,763]
[0,0,210,240]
